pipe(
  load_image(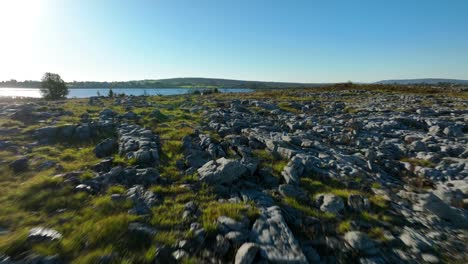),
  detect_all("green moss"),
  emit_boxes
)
[61,213,142,257]
[283,197,335,219]
[369,195,388,210]
[70,248,120,264]
[253,149,287,177]
[400,157,436,168]
[368,227,389,242]
[107,185,126,195]
[337,220,352,234]
[301,178,364,199]
[278,102,301,113]
[150,201,186,229]
[153,230,180,246]
[201,202,258,235]
[0,228,29,256]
